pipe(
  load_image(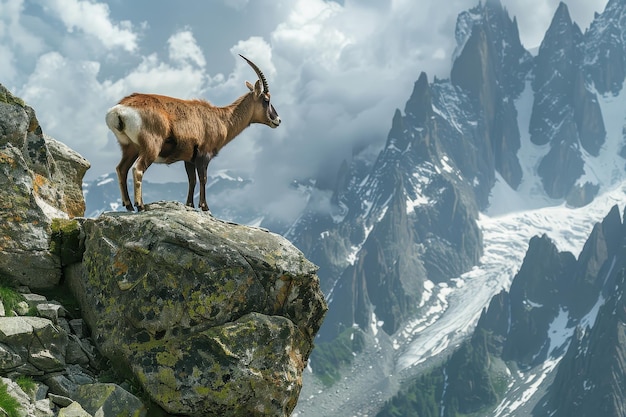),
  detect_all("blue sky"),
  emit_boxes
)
[0,0,609,220]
